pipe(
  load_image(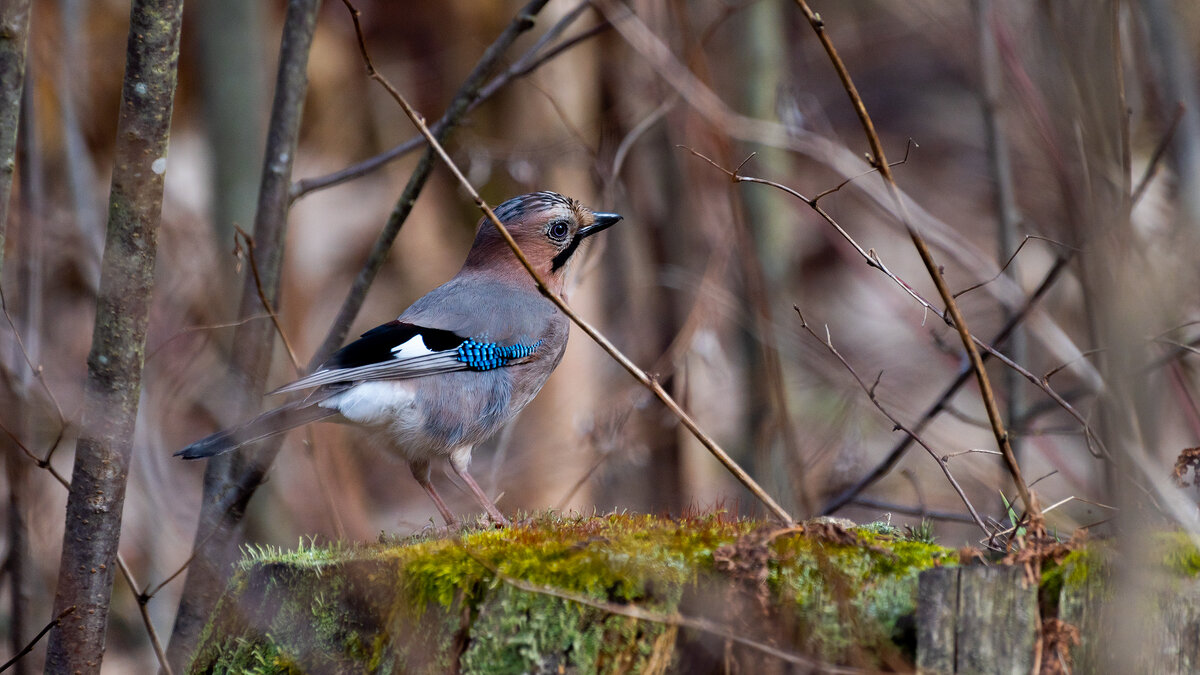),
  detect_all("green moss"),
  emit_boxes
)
[1038,533,1200,601]
[390,513,748,613]
[190,514,958,674]
[769,528,953,662]
[1159,532,1200,577]
[379,512,750,674]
